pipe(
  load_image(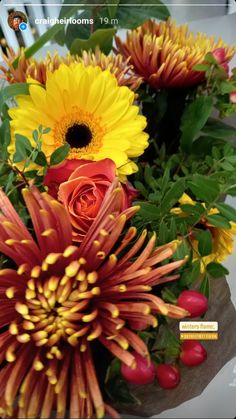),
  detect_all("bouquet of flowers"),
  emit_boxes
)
[1,1,236,418]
